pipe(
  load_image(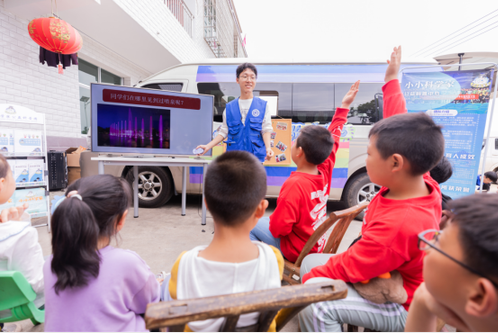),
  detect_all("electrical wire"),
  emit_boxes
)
[433,22,498,59]
[417,16,498,58]
[411,9,498,58]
